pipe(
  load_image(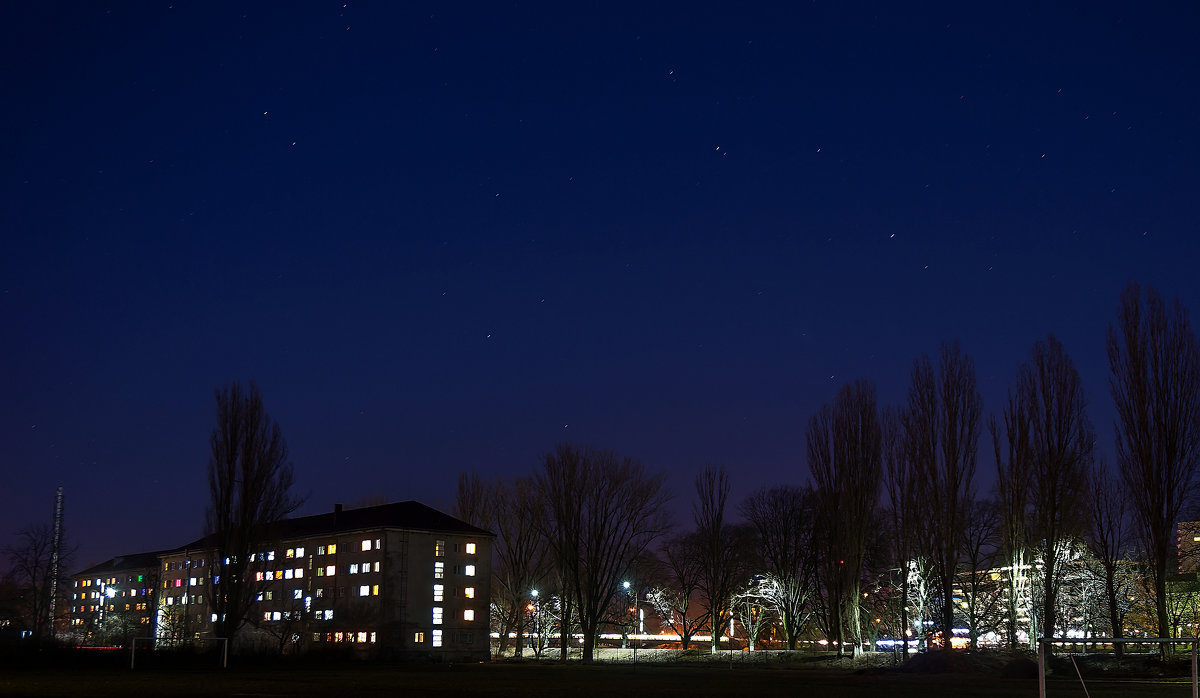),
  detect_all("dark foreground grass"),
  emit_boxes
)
[1,660,1195,698]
